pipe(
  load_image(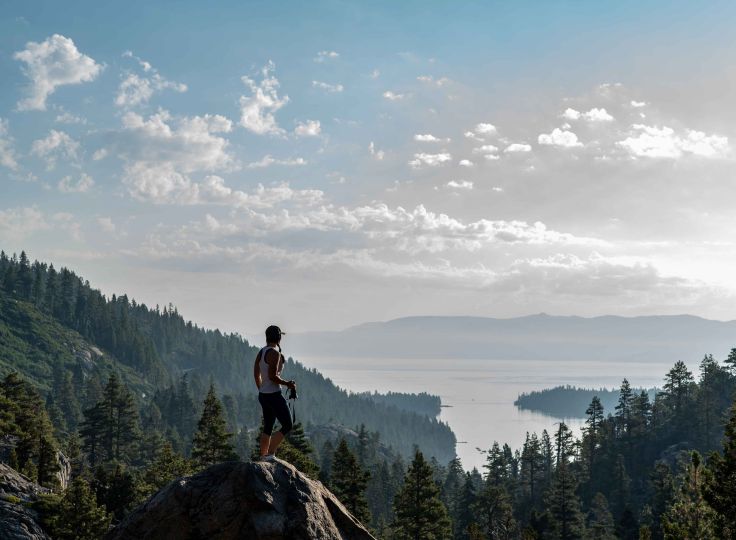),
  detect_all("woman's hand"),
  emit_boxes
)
[286,380,297,389]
